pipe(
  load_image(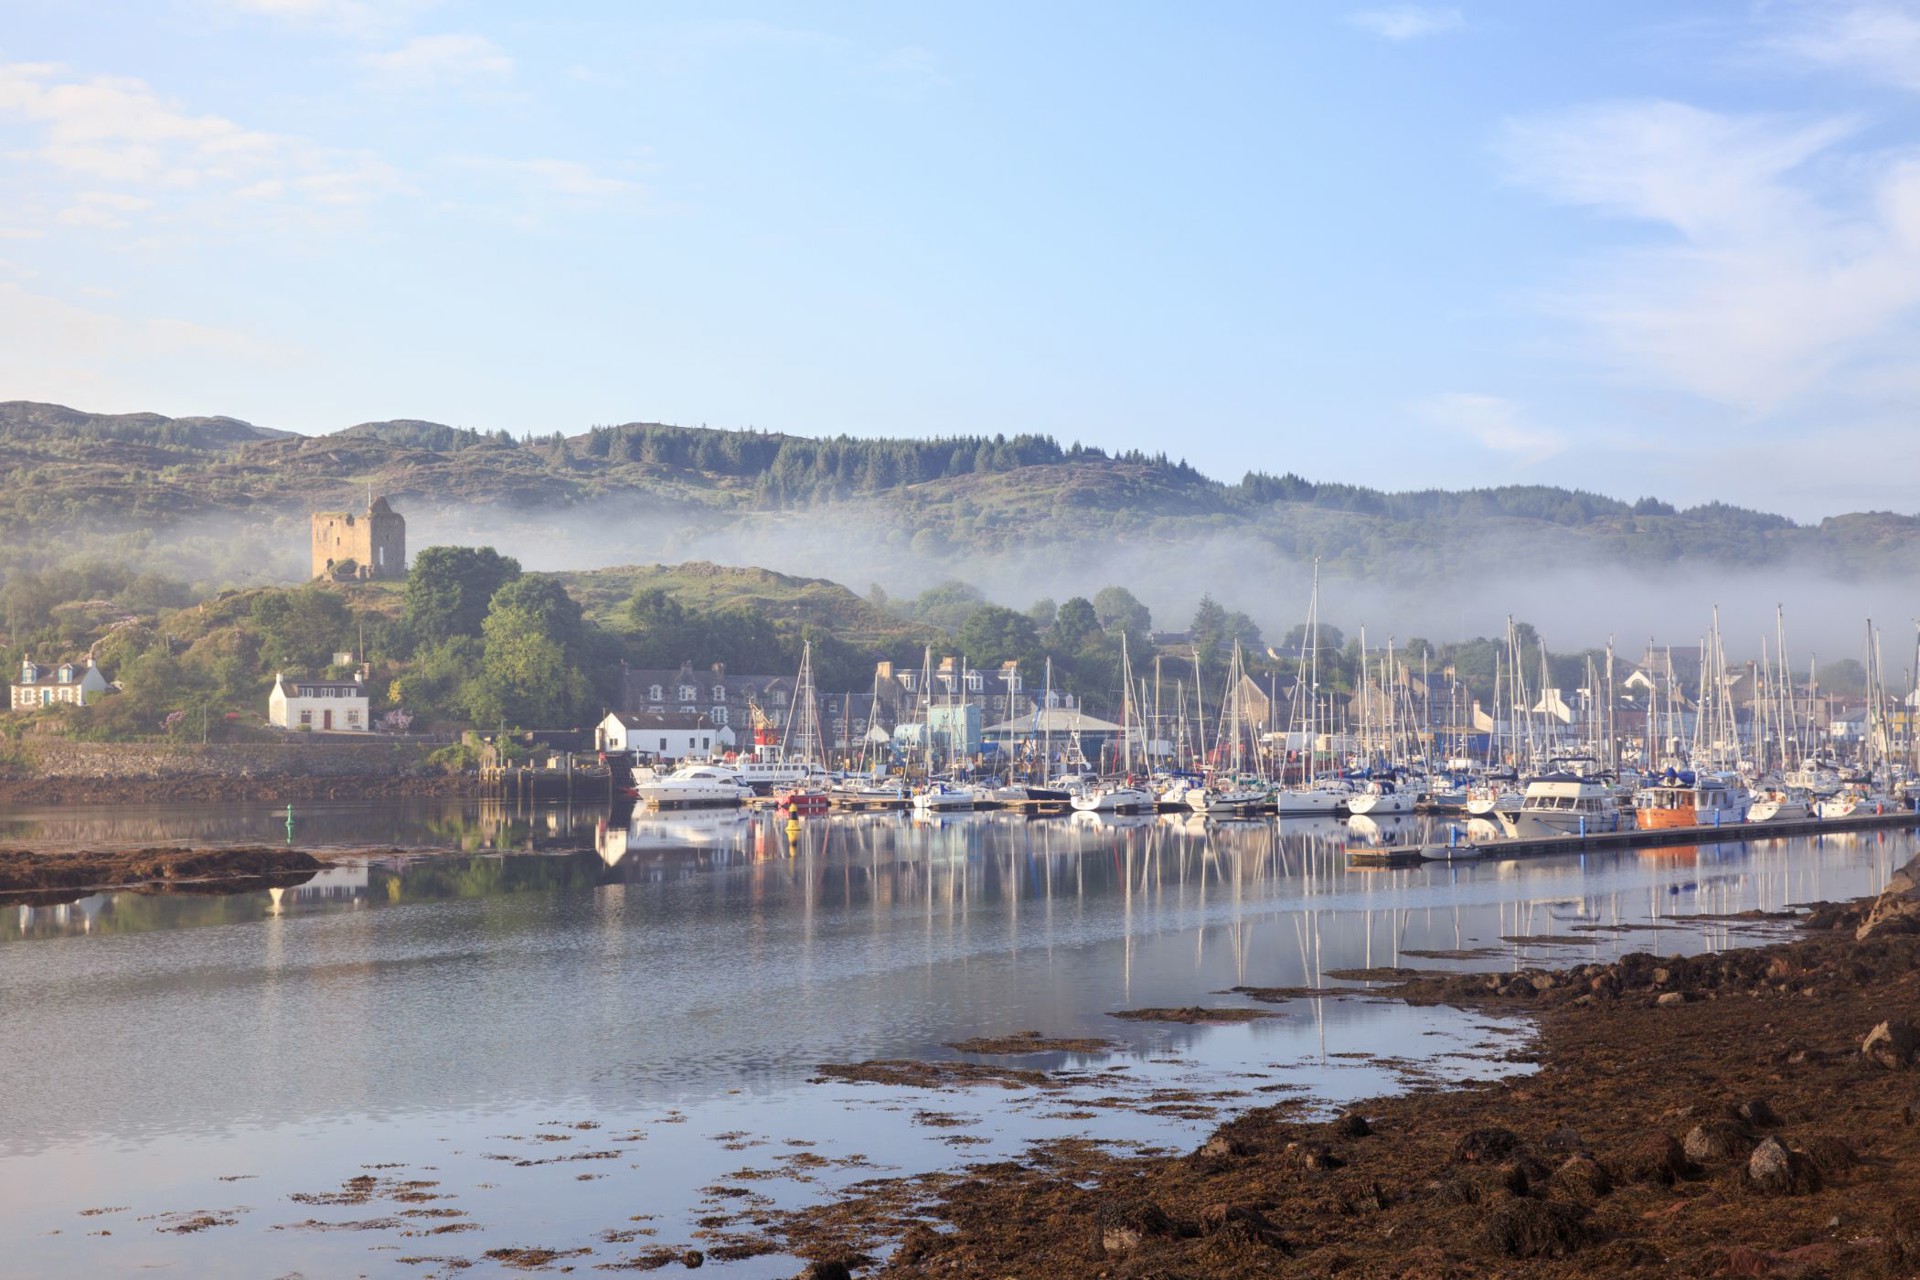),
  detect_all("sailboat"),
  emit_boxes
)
[1186,641,1268,815]
[1070,633,1154,814]
[1275,564,1353,816]
[772,641,832,813]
